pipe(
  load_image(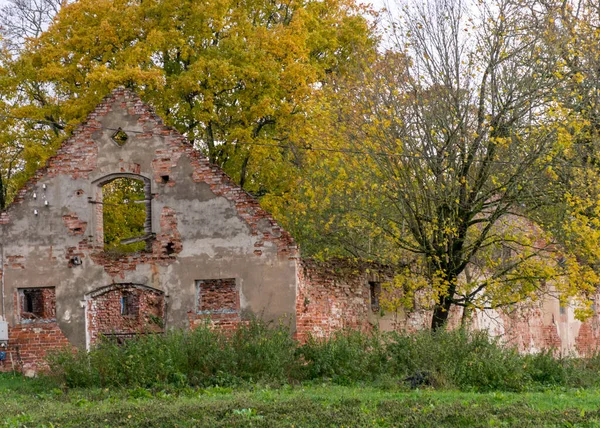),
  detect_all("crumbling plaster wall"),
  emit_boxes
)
[295,259,400,342]
[466,295,600,356]
[295,259,600,355]
[0,89,298,369]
